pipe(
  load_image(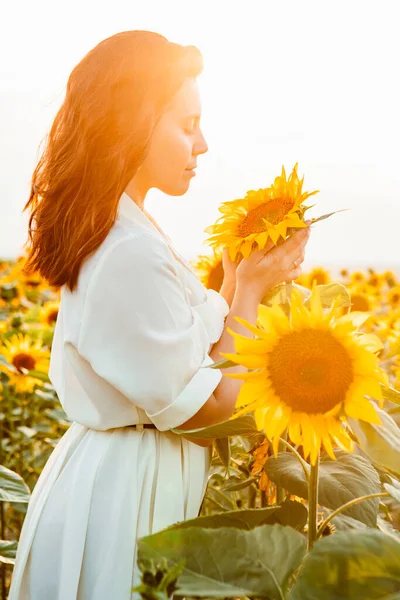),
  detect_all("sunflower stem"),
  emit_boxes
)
[307,453,319,551]
[276,431,288,504]
[278,437,310,481]
[316,492,390,539]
